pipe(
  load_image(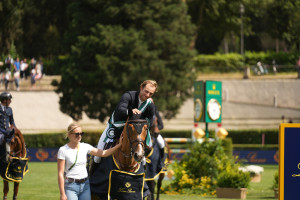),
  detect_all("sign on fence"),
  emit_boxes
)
[27,148,279,165]
[279,123,300,200]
